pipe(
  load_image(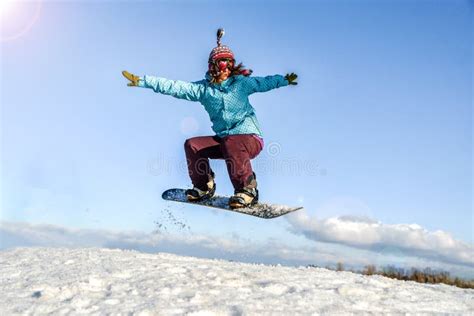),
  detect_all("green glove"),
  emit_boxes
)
[122,70,140,87]
[285,72,298,85]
